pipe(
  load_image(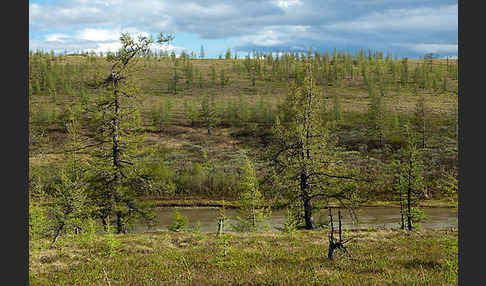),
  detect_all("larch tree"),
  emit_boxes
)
[413,93,427,149]
[391,160,406,230]
[197,67,204,88]
[332,93,340,123]
[48,104,94,244]
[233,154,270,232]
[366,79,386,147]
[267,59,364,230]
[210,65,217,86]
[152,98,173,132]
[220,68,229,88]
[87,32,172,233]
[169,64,180,95]
[183,98,198,127]
[225,48,232,60]
[395,125,426,230]
[199,94,220,135]
[400,57,408,88]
